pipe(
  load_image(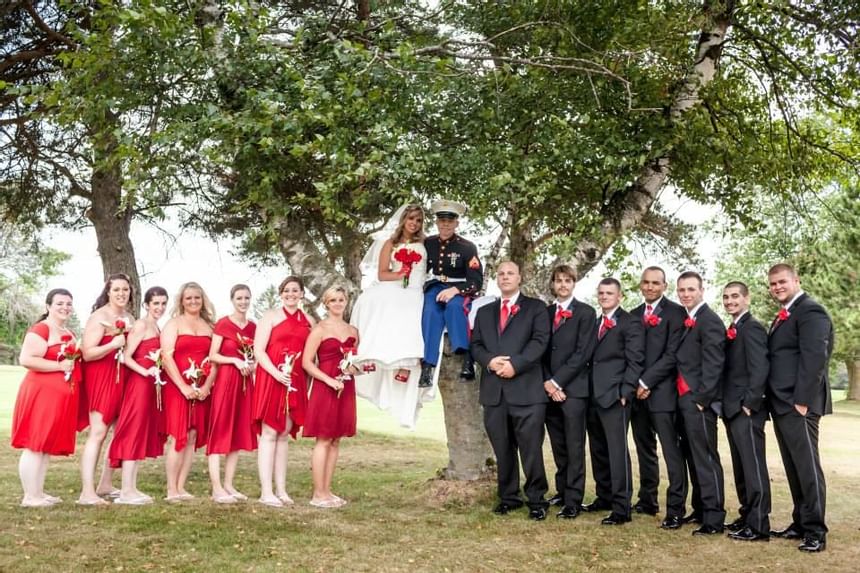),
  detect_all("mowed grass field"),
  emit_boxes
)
[0,364,859,572]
